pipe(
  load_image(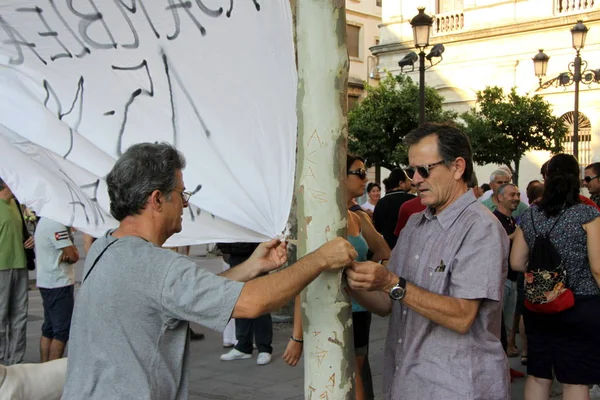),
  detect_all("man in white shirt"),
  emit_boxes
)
[34,218,79,362]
